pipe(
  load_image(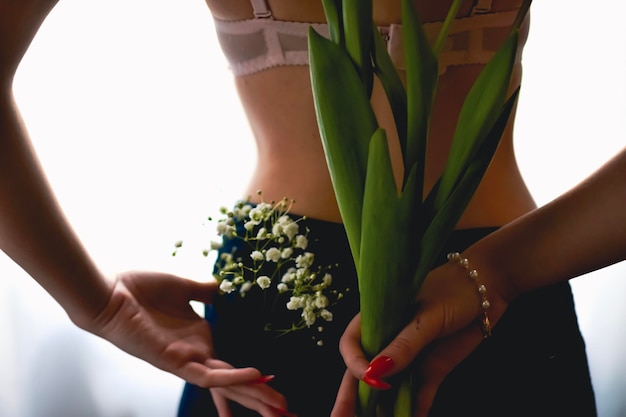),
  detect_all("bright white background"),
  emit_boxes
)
[1,0,625,416]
